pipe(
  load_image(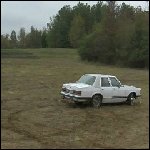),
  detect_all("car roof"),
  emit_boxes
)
[85,74,116,78]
